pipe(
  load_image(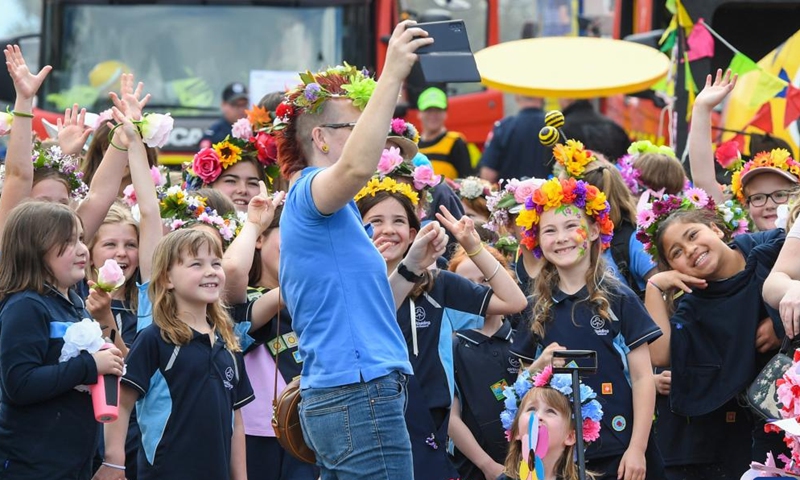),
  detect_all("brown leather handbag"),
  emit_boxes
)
[271,306,316,464]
